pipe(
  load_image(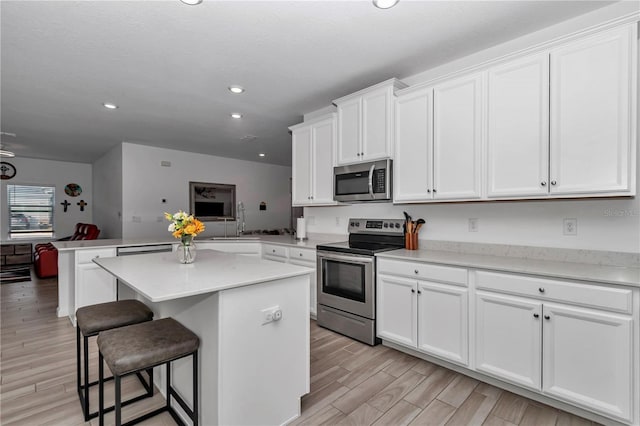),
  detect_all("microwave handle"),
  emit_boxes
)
[368,163,375,198]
